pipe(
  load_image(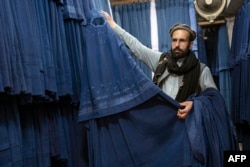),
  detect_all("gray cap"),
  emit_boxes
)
[169,23,196,41]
